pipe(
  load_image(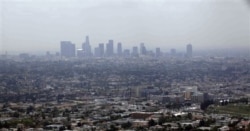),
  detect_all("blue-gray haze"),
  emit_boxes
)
[0,0,249,54]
